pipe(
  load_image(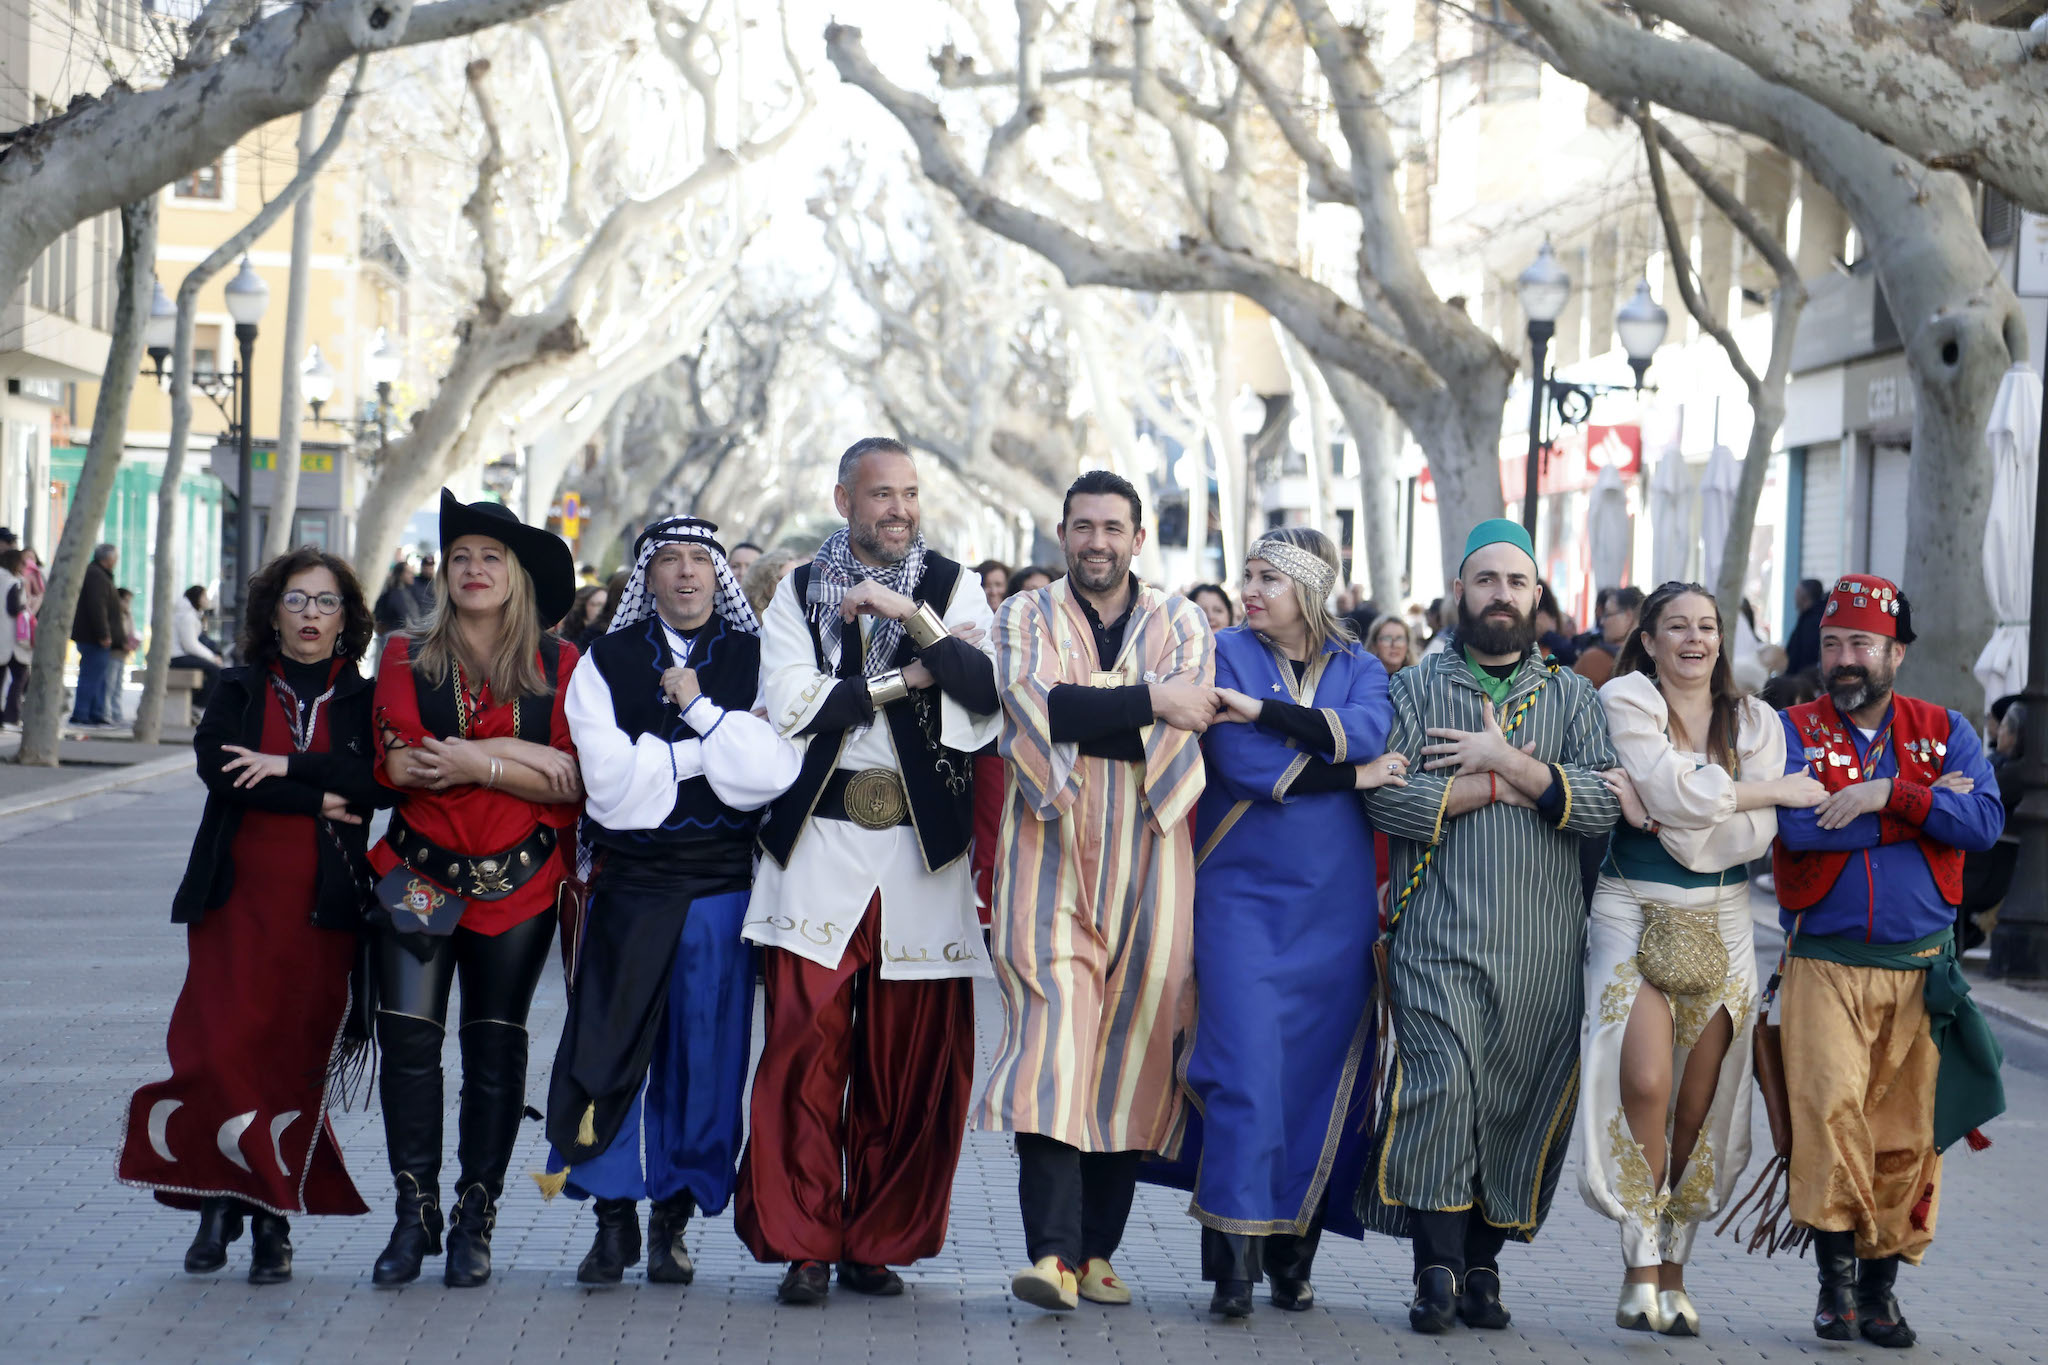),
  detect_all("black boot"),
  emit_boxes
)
[1857,1255,1917,1348]
[576,1198,642,1285]
[247,1212,293,1285]
[1812,1229,1860,1340]
[1201,1226,1257,1317]
[371,1014,445,1287]
[1408,1210,1466,1334]
[647,1194,696,1285]
[1457,1267,1512,1330]
[184,1198,245,1273]
[1410,1266,1459,1334]
[444,1020,528,1288]
[1265,1208,1323,1312]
